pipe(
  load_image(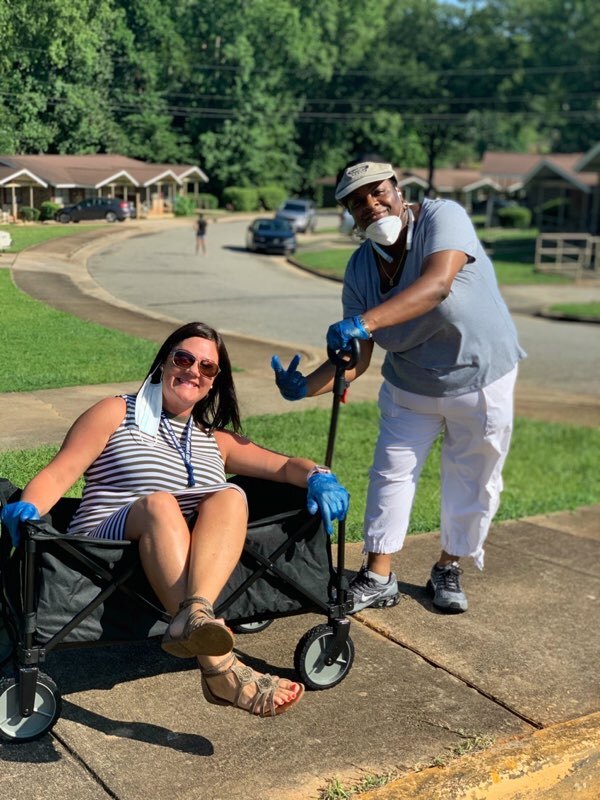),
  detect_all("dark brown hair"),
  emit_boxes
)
[144,321,242,433]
